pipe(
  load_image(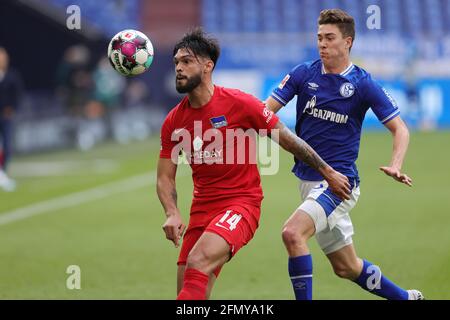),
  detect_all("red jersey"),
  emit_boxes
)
[160,86,279,214]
